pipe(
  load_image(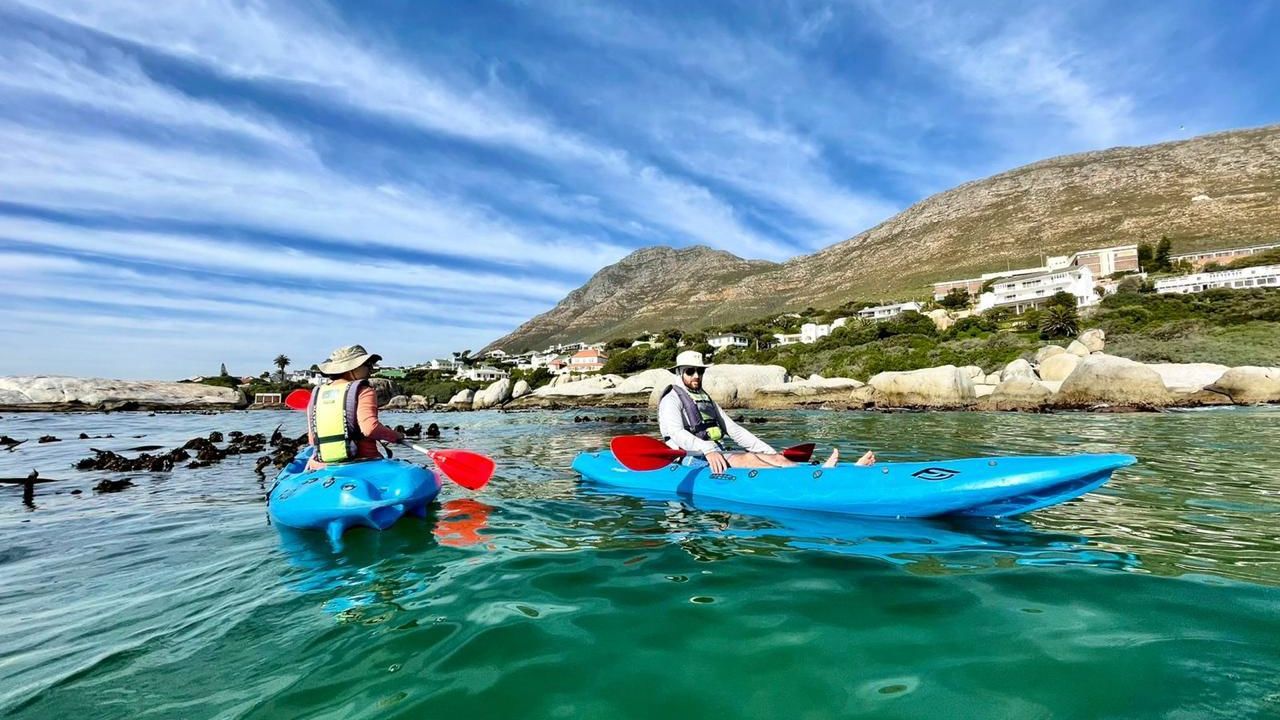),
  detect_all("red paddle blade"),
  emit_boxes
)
[427,448,496,490]
[611,435,684,471]
[782,443,816,462]
[285,388,312,411]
